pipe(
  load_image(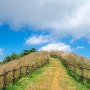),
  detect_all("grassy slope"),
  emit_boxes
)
[50,51,90,82]
[57,58,89,90]
[6,57,89,90]
[0,51,49,74]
